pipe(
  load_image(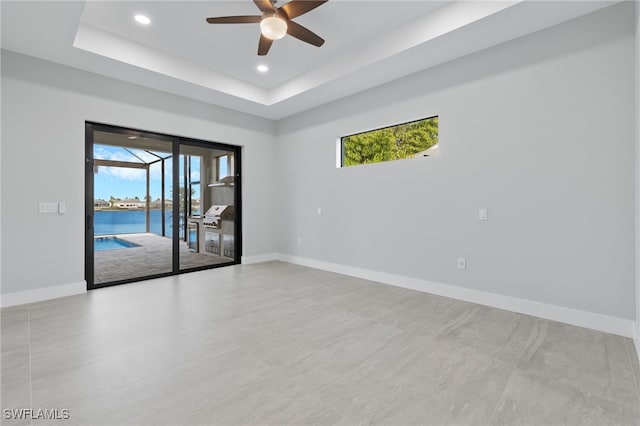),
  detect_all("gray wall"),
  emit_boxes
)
[636,0,640,342]
[1,3,637,325]
[0,51,278,295]
[276,3,636,320]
